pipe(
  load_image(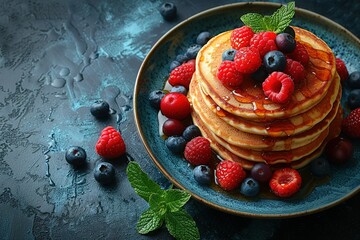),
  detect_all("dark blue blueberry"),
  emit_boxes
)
[170,85,188,95]
[196,31,212,46]
[149,90,166,109]
[348,89,360,110]
[348,71,360,89]
[275,33,296,53]
[170,60,181,71]
[263,50,287,73]
[182,125,201,141]
[240,178,260,197]
[159,2,177,21]
[185,44,202,59]
[94,162,115,185]
[193,165,212,185]
[251,65,268,82]
[65,146,87,167]
[310,157,331,177]
[222,49,237,61]
[175,54,189,64]
[165,136,186,154]
[90,100,110,119]
[283,26,295,38]
[250,163,272,182]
